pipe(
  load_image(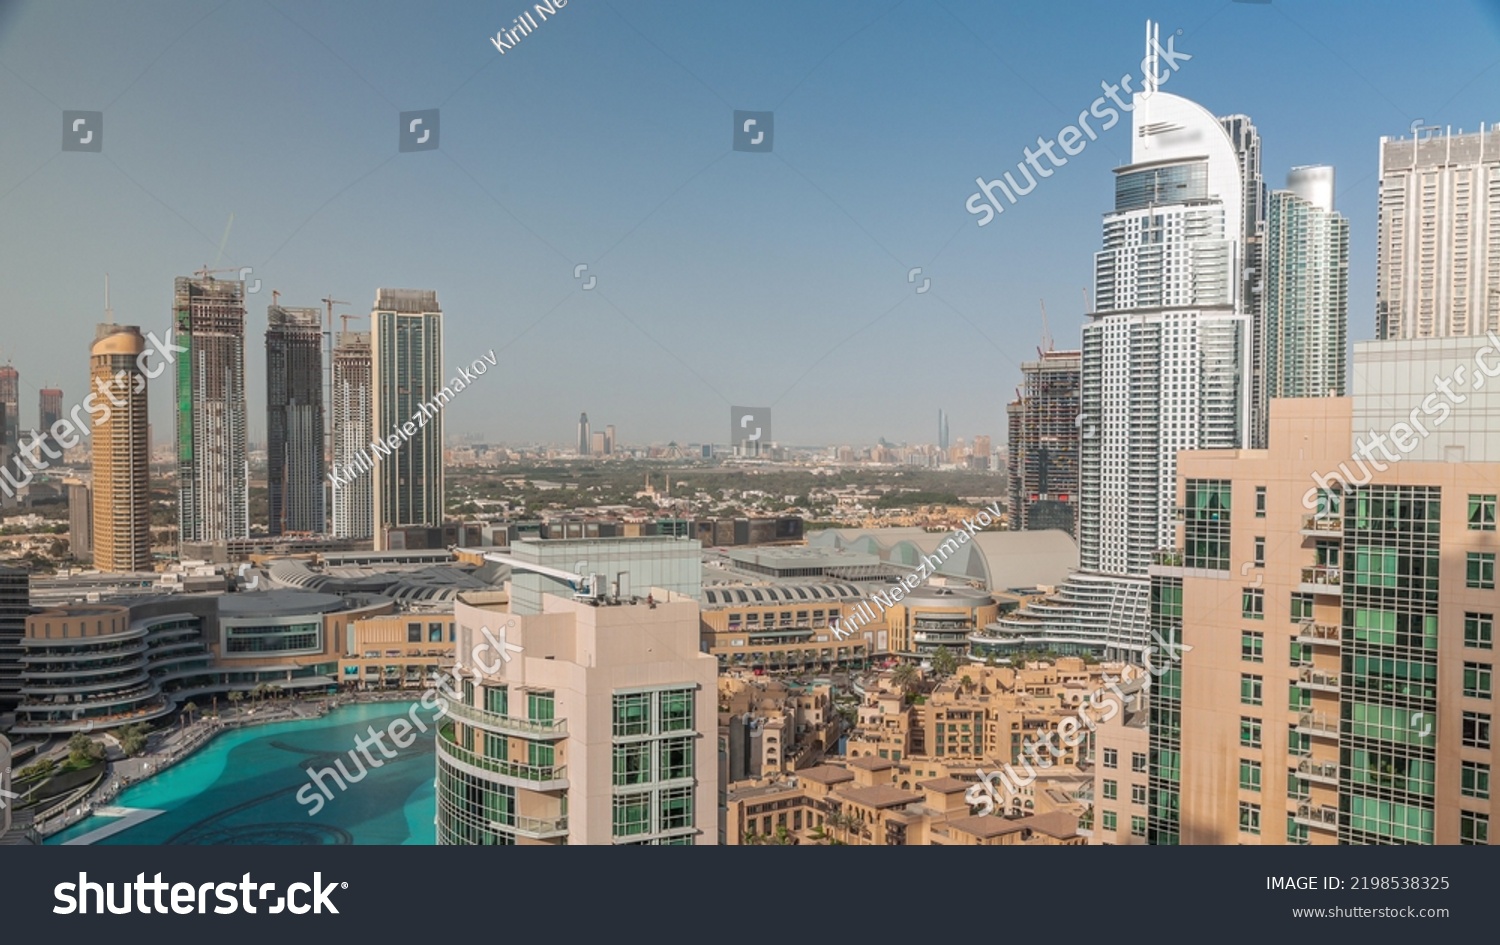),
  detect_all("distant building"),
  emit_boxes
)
[1377,124,1500,339]
[371,289,444,549]
[91,324,152,572]
[1265,165,1348,399]
[590,431,606,455]
[330,330,373,539]
[578,412,590,455]
[67,479,92,562]
[174,274,249,545]
[37,387,62,456]
[604,424,616,455]
[265,305,325,535]
[0,364,18,461]
[1006,349,1080,536]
